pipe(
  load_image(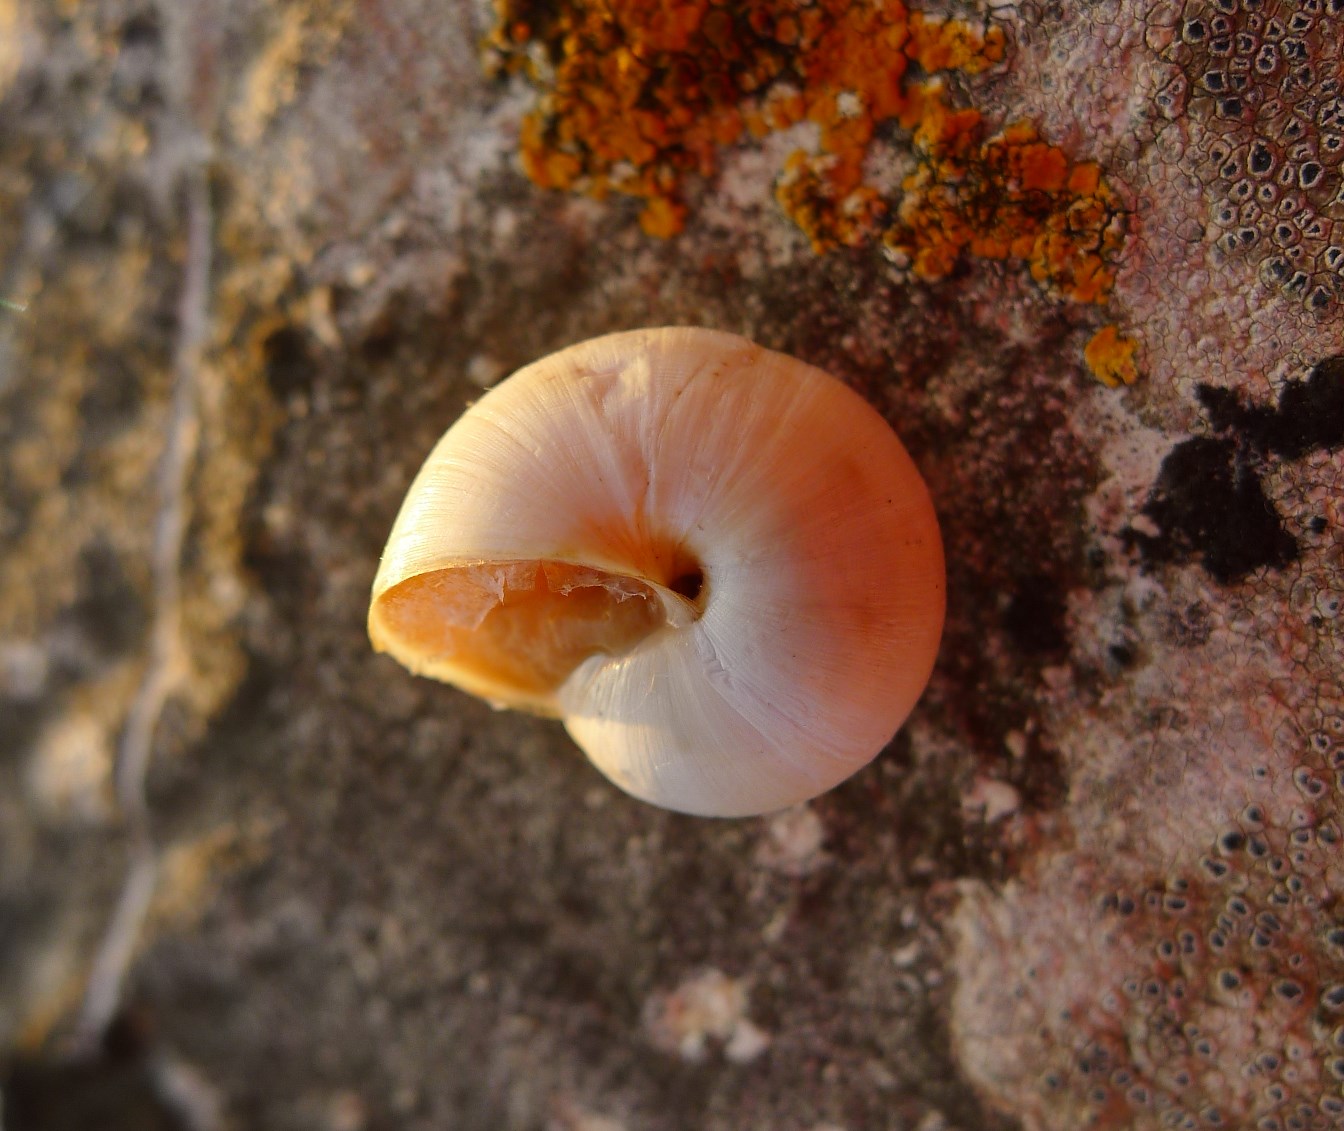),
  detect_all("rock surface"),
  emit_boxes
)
[1,1,1342,1129]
